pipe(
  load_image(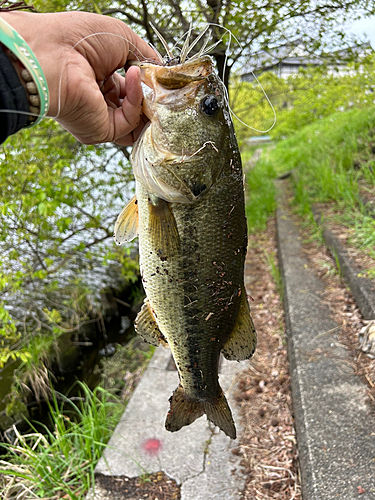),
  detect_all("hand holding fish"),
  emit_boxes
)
[0,11,157,144]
